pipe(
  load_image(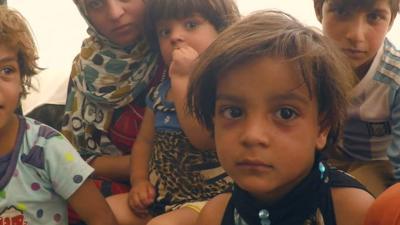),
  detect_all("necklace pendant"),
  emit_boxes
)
[318,162,326,180]
[259,209,271,225]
